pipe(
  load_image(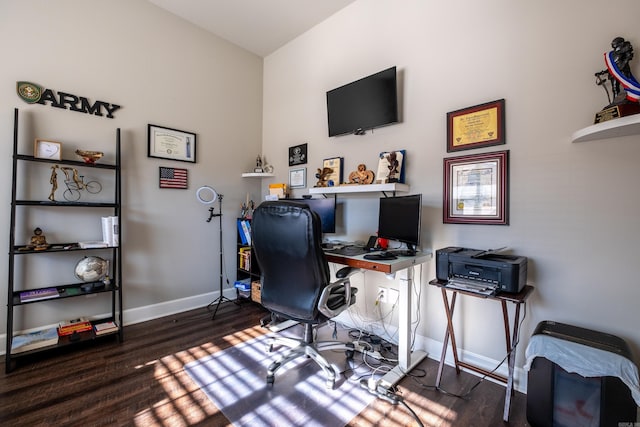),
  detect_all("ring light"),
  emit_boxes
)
[196,186,218,204]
